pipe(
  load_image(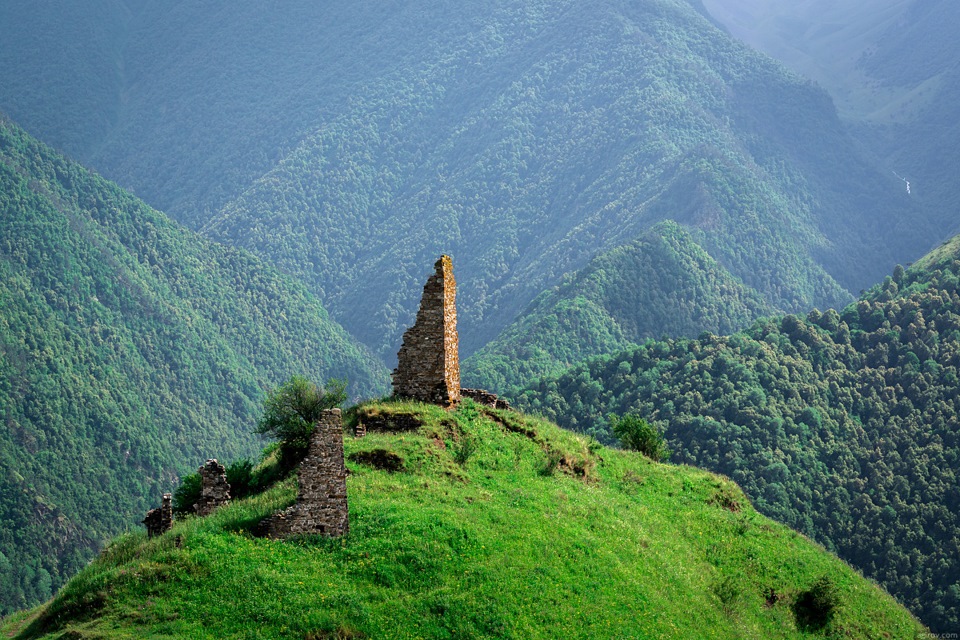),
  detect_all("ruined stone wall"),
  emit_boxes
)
[393,255,460,405]
[194,459,230,516]
[143,493,173,538]
[266,408,349,538]
[461,388,511,410]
